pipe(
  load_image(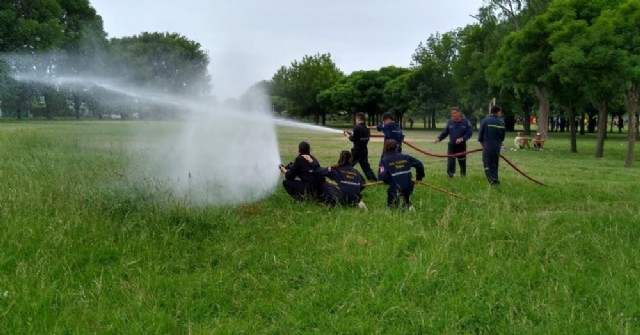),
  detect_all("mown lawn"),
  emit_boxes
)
[1,120,638,334]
